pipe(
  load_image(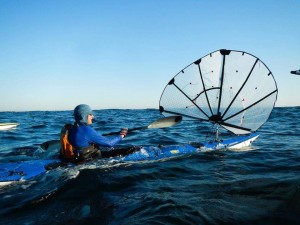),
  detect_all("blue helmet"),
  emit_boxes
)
[74,104,94,124]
